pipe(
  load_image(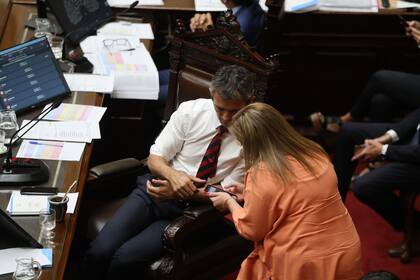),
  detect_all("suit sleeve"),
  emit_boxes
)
[391,108,420,141]
[385,144,420,164]
[231,165,284,242]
